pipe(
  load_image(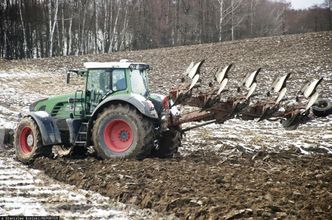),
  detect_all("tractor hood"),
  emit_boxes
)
[29,92,79,117]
